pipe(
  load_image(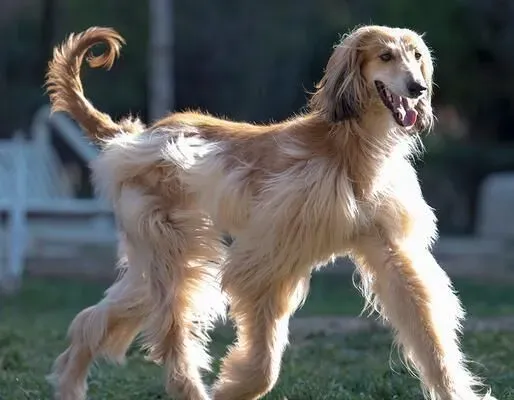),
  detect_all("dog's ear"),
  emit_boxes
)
[415,45,435,132]
[309,29,369,123]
